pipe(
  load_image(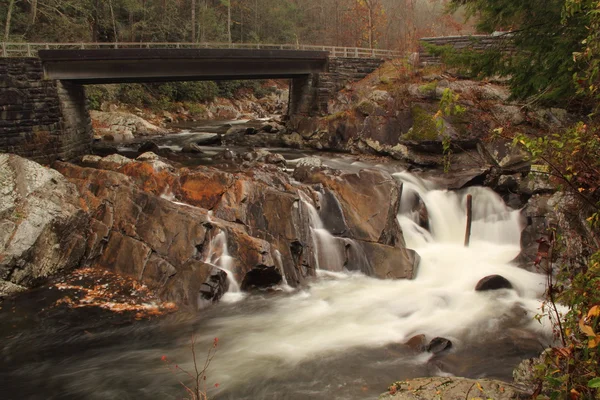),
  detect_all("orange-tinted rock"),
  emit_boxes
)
[118,161,177,196]
[404,334,427,352]
[96,231,152,280]
[176,169,235,209]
